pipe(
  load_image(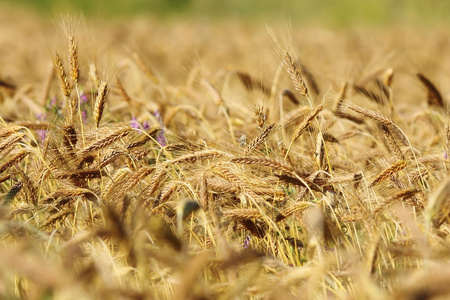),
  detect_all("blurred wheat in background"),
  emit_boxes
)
[1,0,450,299]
